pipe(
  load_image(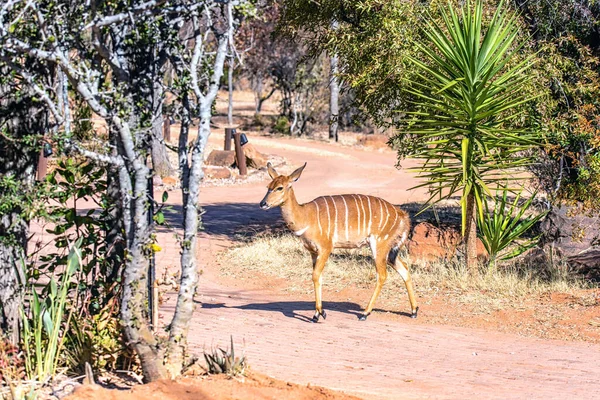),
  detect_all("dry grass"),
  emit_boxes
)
[220,233,593,305]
